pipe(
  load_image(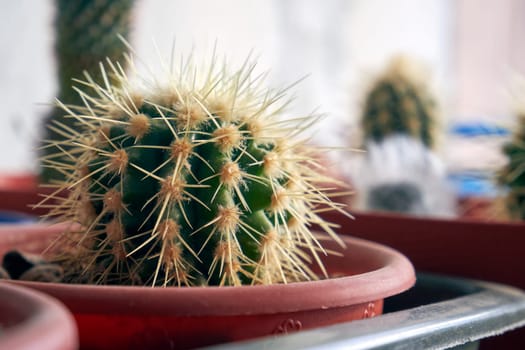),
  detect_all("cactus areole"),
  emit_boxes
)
[41,48,347,287]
